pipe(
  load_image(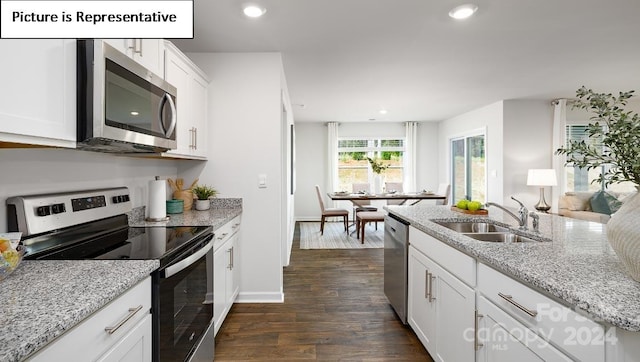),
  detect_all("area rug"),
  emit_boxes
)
[299,221,384,249]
